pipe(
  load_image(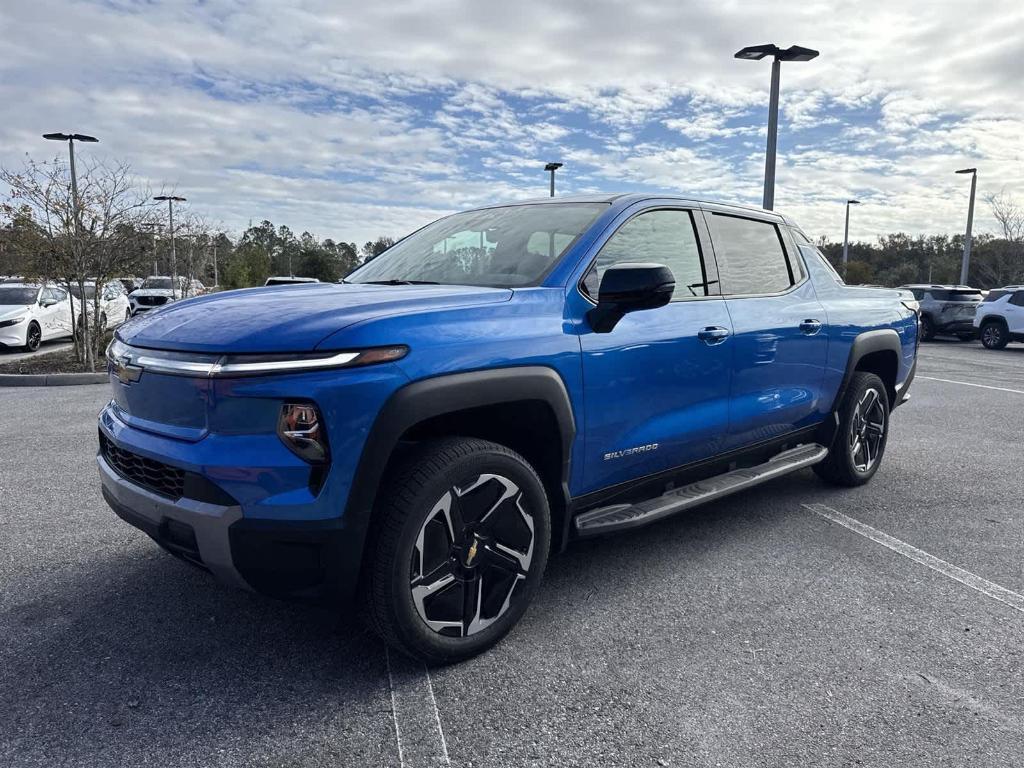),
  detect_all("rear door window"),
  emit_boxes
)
[983,290,1008,302]
[1010,292,1024,307]
[708,213,795,295]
